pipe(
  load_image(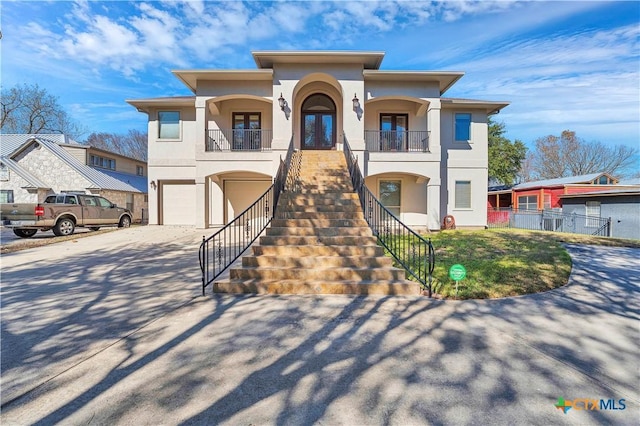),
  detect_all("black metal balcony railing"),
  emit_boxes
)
[343,134,436,297]
[364,130,429,152]
[206,129,273,151]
